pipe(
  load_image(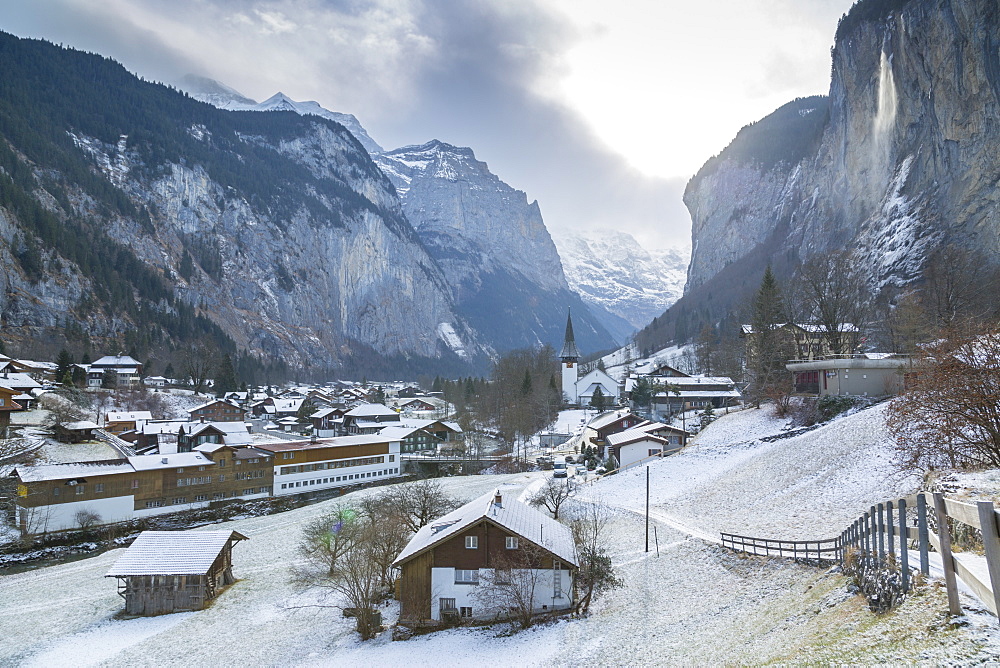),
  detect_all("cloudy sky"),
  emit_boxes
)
[1,0,855,248]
